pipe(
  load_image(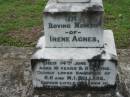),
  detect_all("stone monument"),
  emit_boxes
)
[31,0,119,96]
